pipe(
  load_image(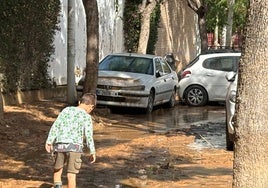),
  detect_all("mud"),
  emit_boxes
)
[0,101,233,188]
